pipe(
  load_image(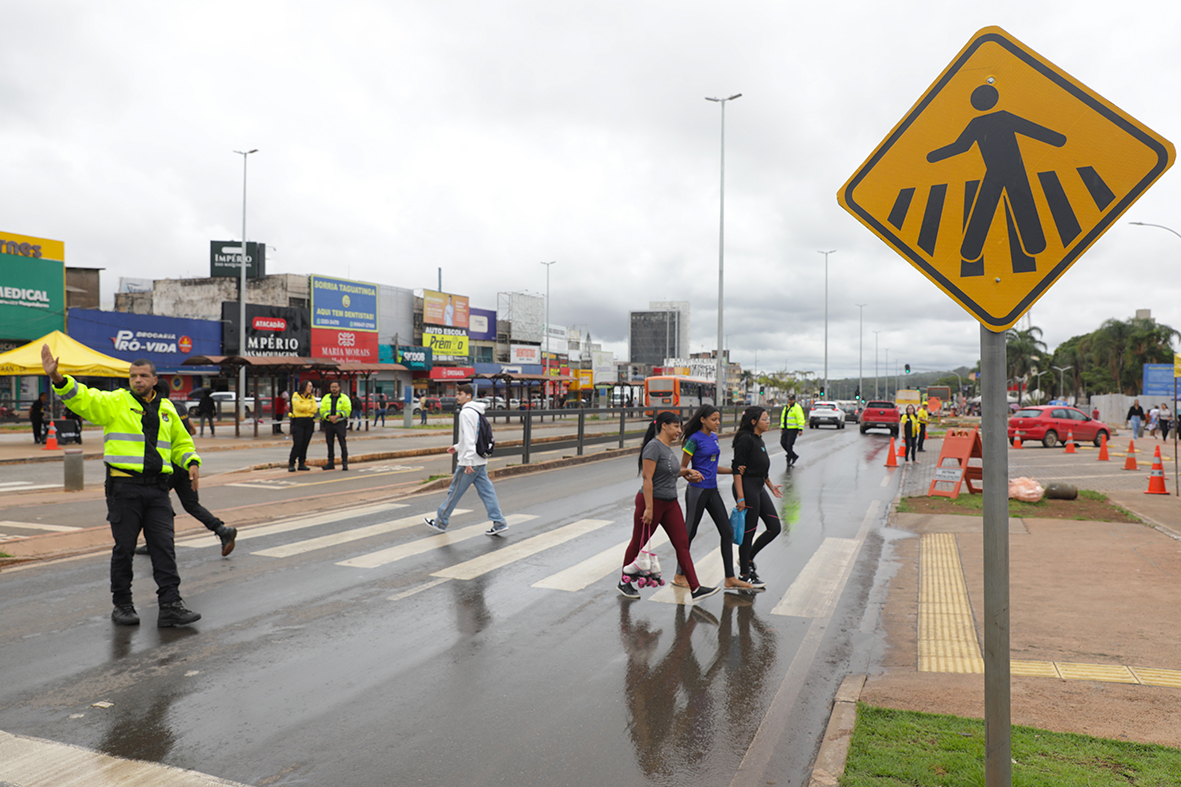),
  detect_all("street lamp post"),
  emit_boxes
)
[884,348,889,399]
[234,148,258,437]
[706,93,741,407]
[818,250,836,396]
[541,261,556,409]
[1052,365,1073,402]
[873,331,880,399]
[856,303,867,405]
